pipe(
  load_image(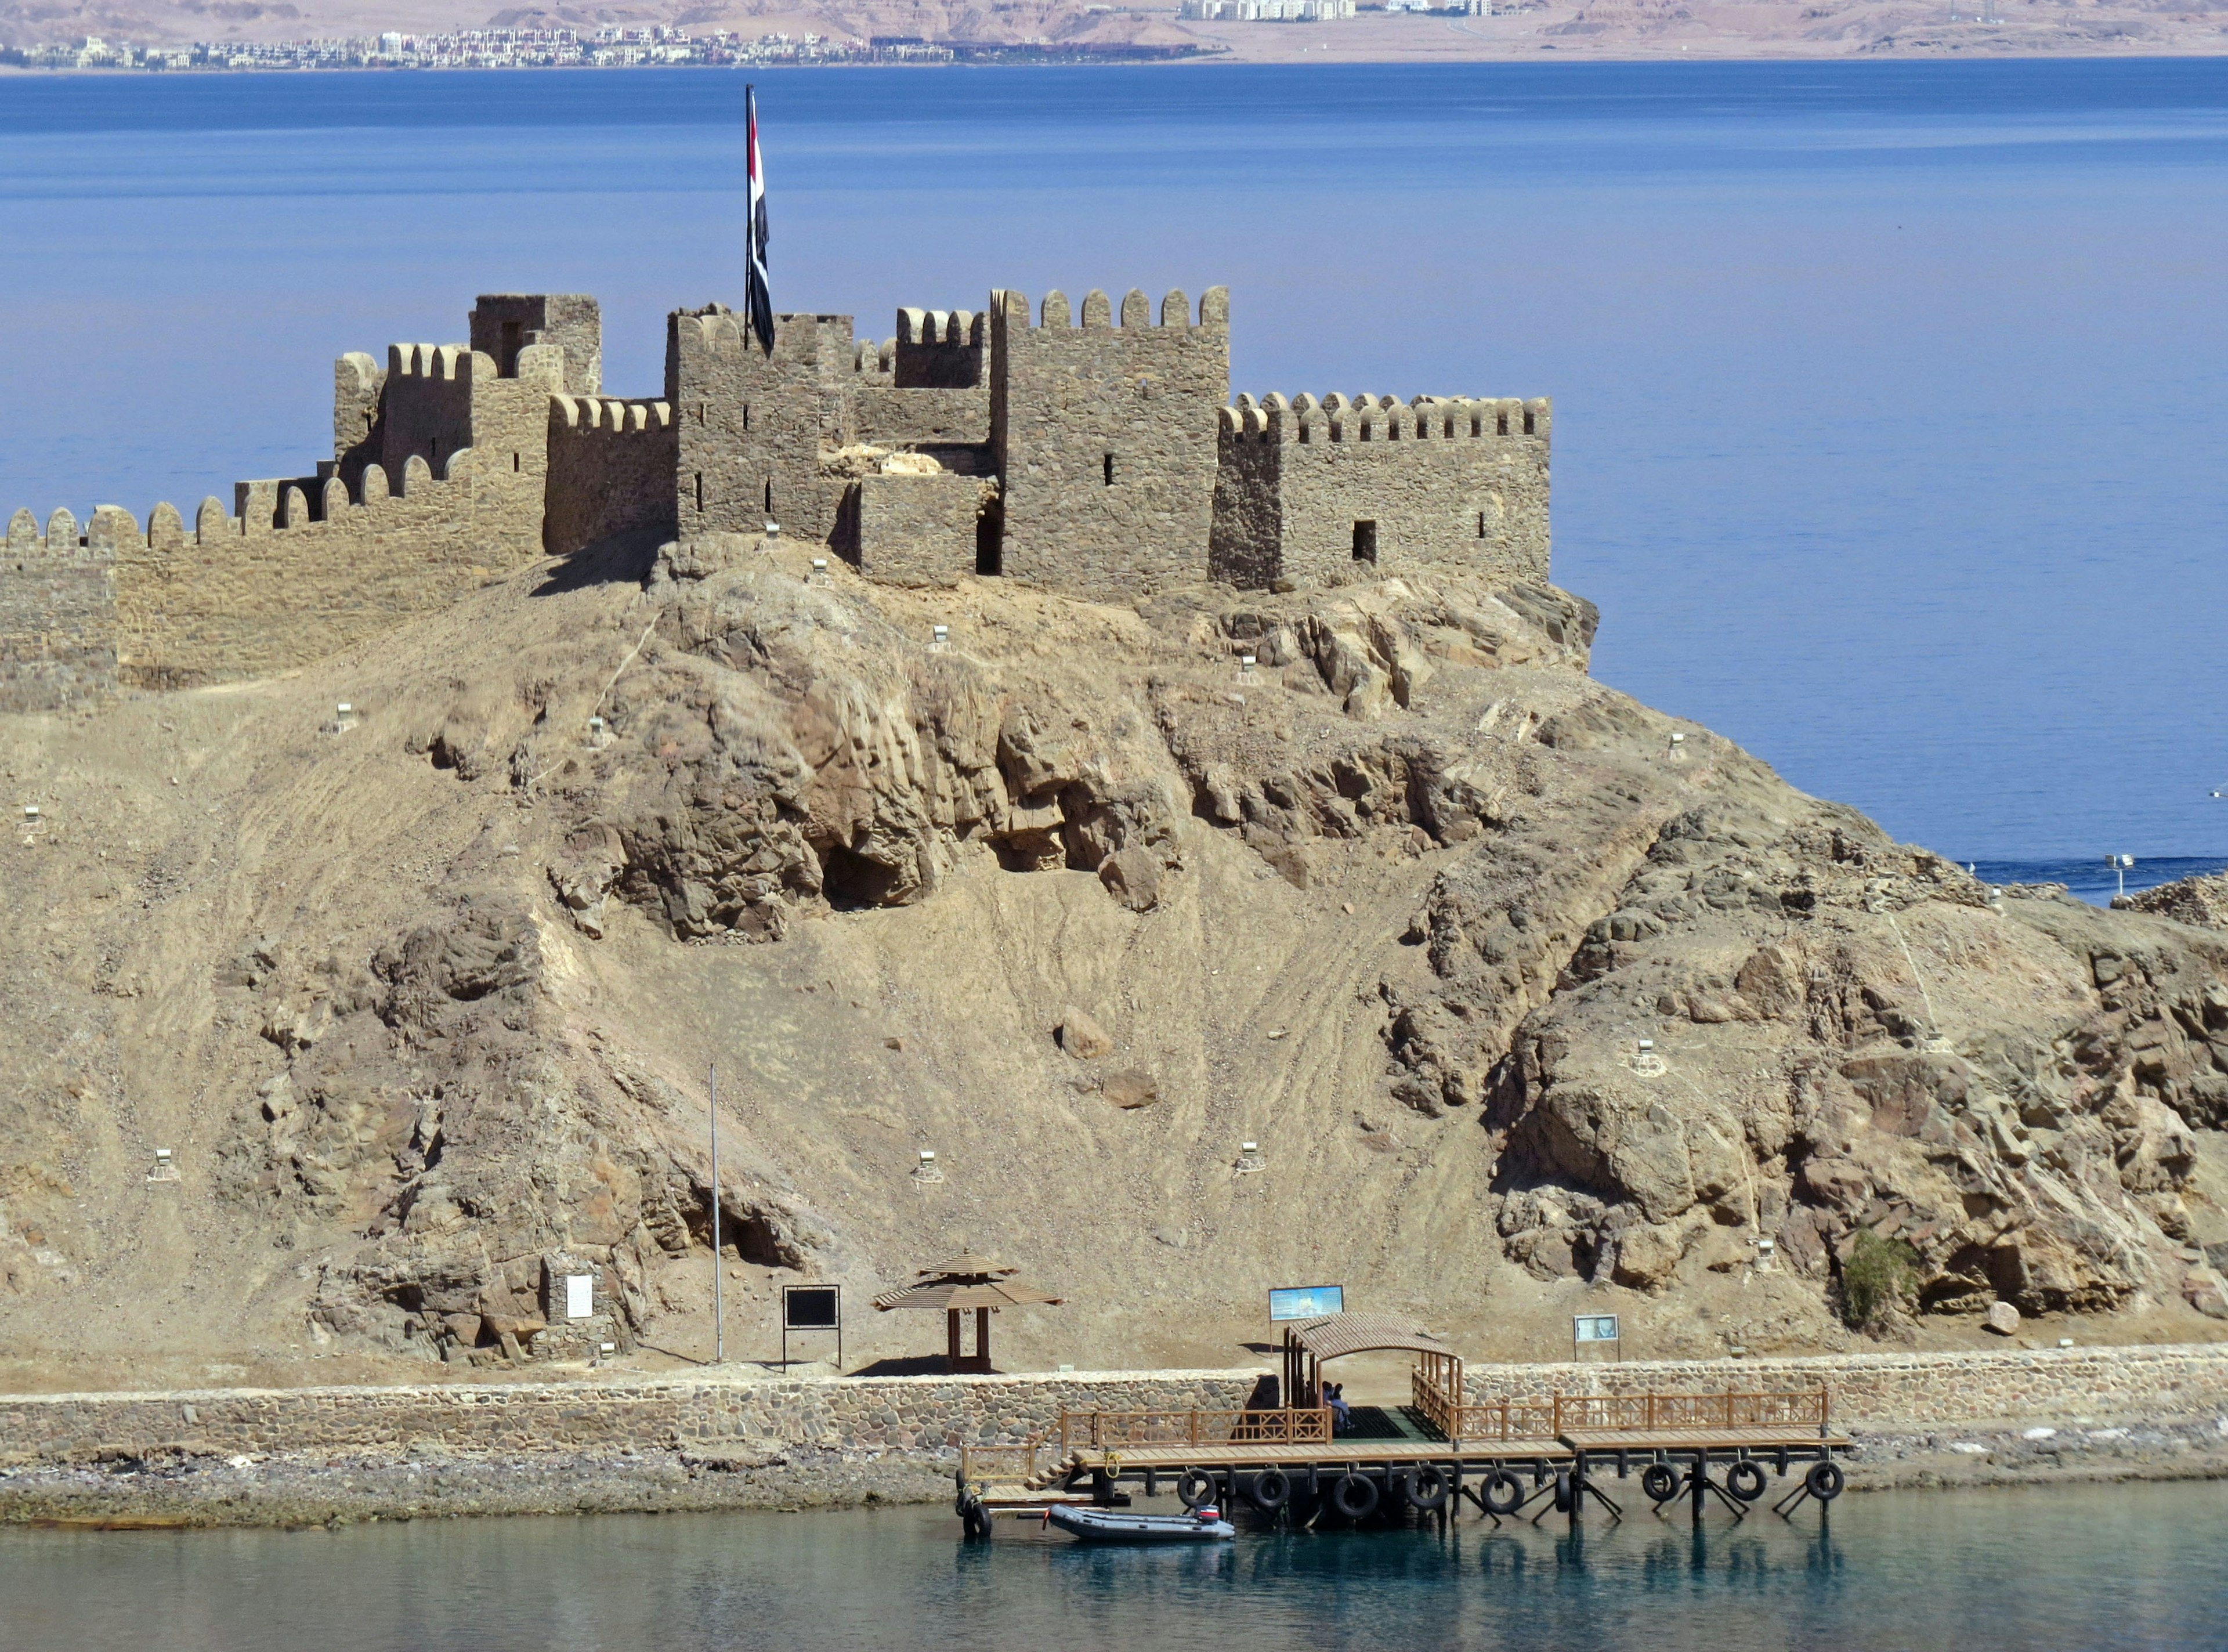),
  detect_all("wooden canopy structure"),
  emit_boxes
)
[1281,1311,1462,1411]
[871,1252,1062,1374]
